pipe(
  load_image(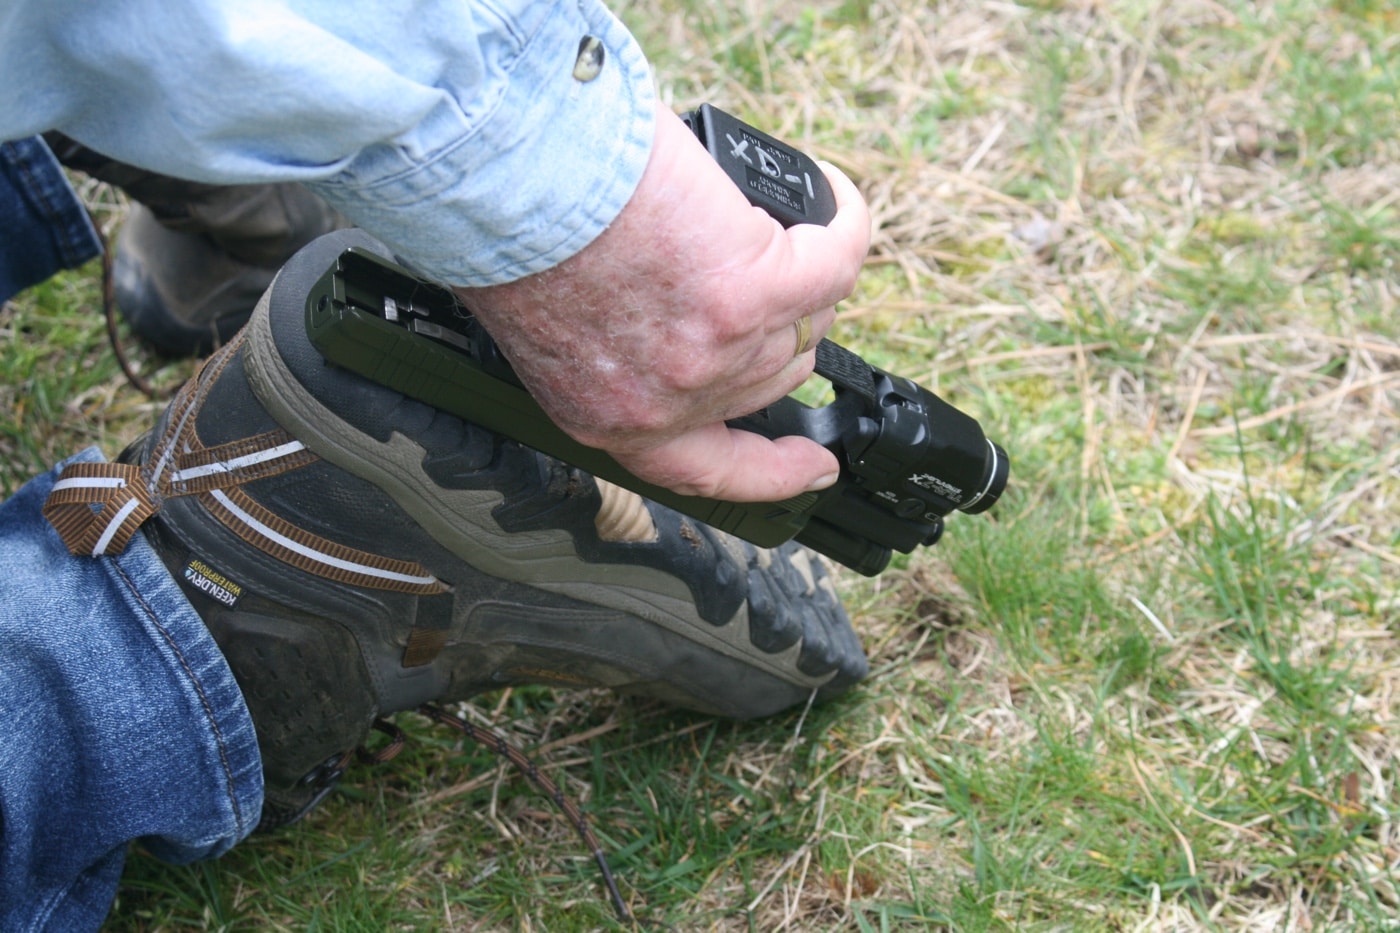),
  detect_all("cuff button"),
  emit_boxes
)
[572,35,604,82]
